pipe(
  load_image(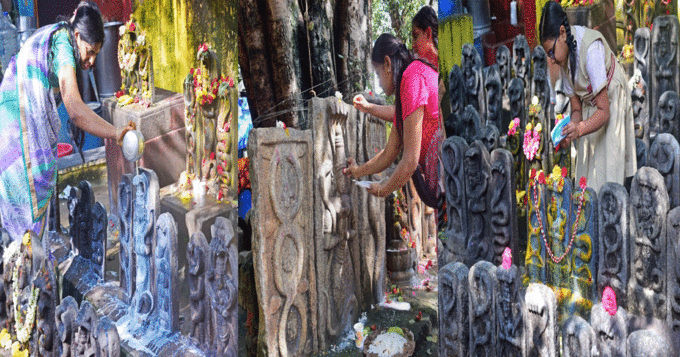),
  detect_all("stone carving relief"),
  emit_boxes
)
[513,35,532,91]
[207,217,237,356]
[462,44,484,115]
[524,283,557,357]
[154,213,179,332]
[91,202,106,279]
[634,27,652,88]
[649,133,680,209]
[496,45,511,95]
[440,136,469,267]
[464,141,492,266]
[591,302,627,357]
[562,316,597,357]
[74,301,98,357]
[629,71,650,144]
[94,317,120,357]
[485,64,502,128]
[489,149,518,265]
[636,138,648,169]
[626,329,673,357]
[598,183,629,306]
[56,296,78,357]
[479,124,499,153]
[666,206,680,331]
[460,105,482,144]
[532,45,550,120]
[118,174,135,303]
[652,16,680,121]
[439,262,469,357]
[656,91,680,144]
[496,263,522,357]
[188,231,210,347]
[469,261,497,357]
